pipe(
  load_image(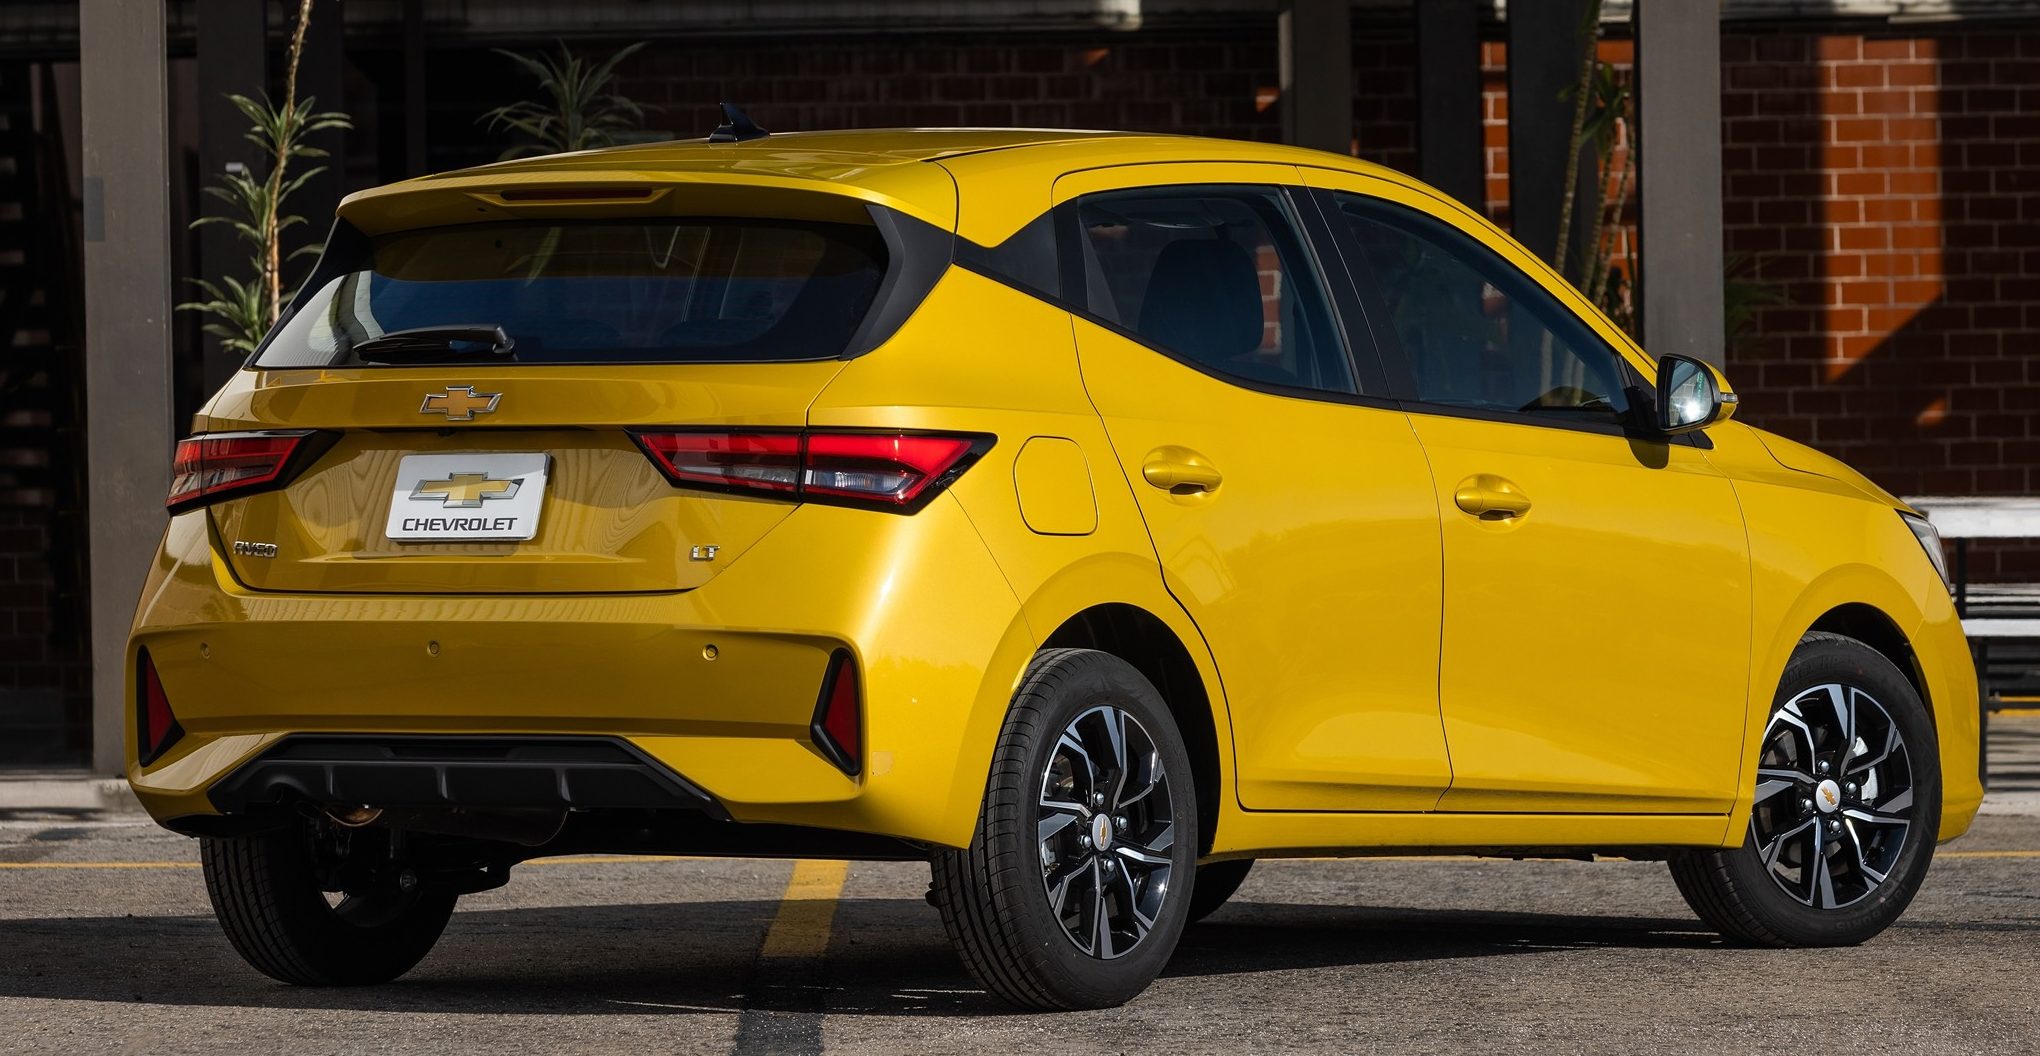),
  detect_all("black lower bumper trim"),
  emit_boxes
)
[206,735,729,819]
